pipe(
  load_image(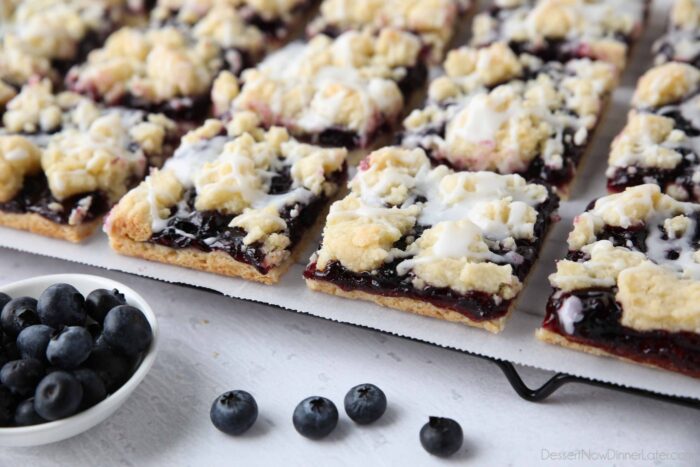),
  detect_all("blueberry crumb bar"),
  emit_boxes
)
[211,28,429,150]
[400,42,618,197]
[606,62,700,201]
[304,146,559,332]
[472,0,648,70]
[653,0,700,68]
[538,184,700,377]
[0,80,179,242]
[106,114,348,283]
